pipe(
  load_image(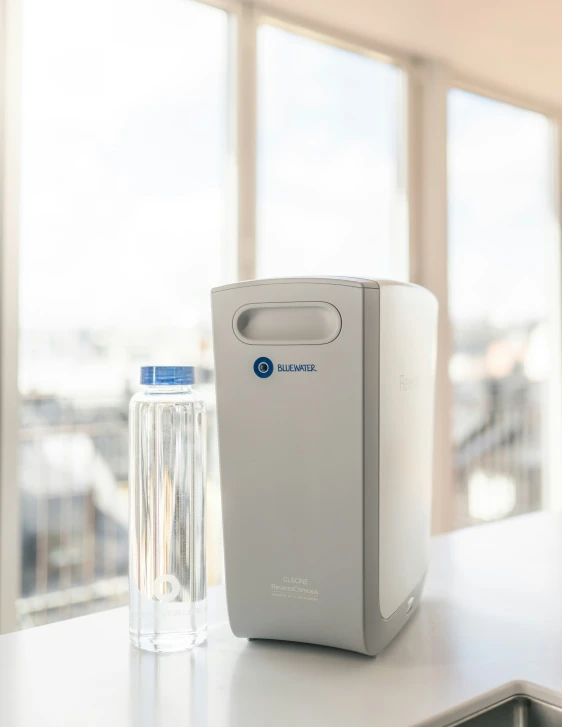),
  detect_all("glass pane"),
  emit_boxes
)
[19,0,229,626]
[256,25,407,280]
[448,89,554,527]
